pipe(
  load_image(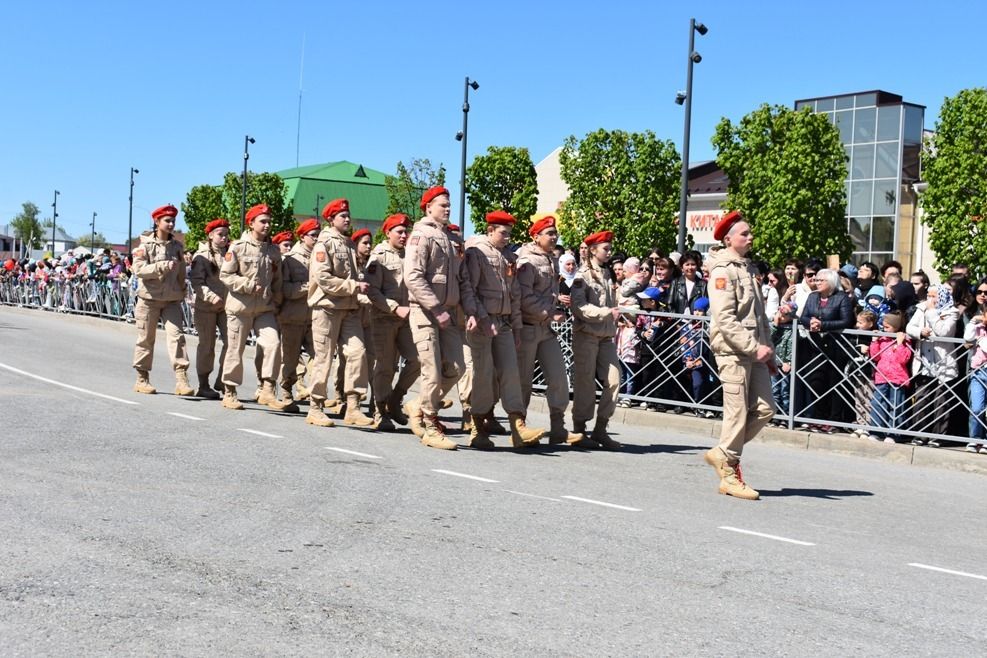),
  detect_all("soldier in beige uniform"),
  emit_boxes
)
[278,219,320,412]
[218,203,285,411]
[516,214,594,447]
[306,199,374,428]
[403,186,478,450]
[189,218,230,399]
[330,227,375,415]
[365,214,421,431]
[131,204,193,396]
[463,211,545,449]
[570,231,623,449]
[703,211,775,500]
